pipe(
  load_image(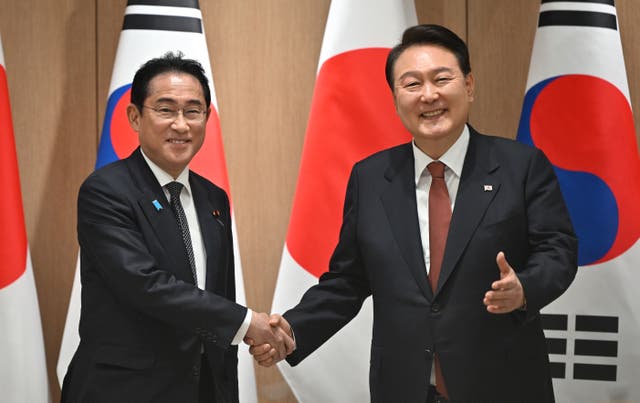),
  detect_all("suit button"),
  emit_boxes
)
[425,348,433,358]
[431,303,440,313]
[193,363,200,377]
